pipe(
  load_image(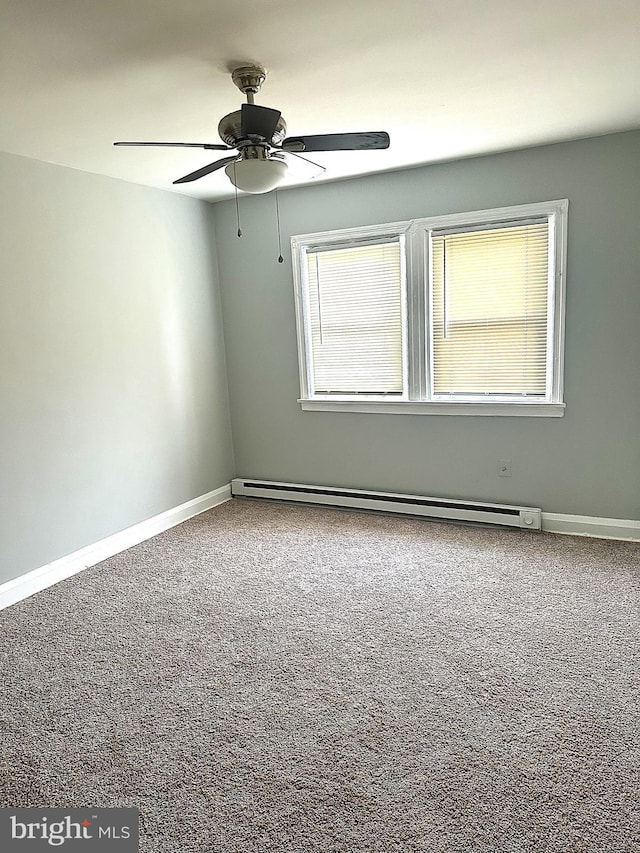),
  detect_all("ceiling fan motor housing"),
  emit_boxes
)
[218,110,287,148]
